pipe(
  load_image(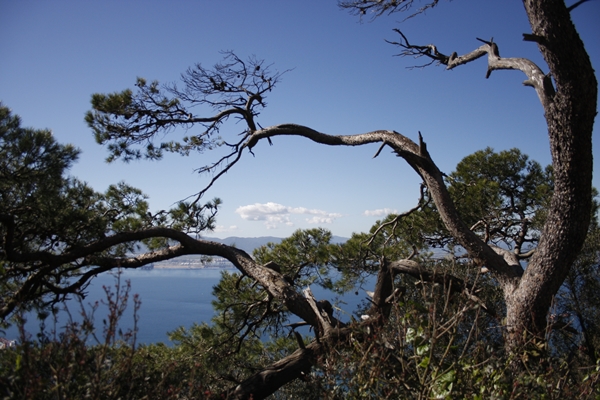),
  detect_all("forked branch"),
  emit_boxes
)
[387,30,555,107]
